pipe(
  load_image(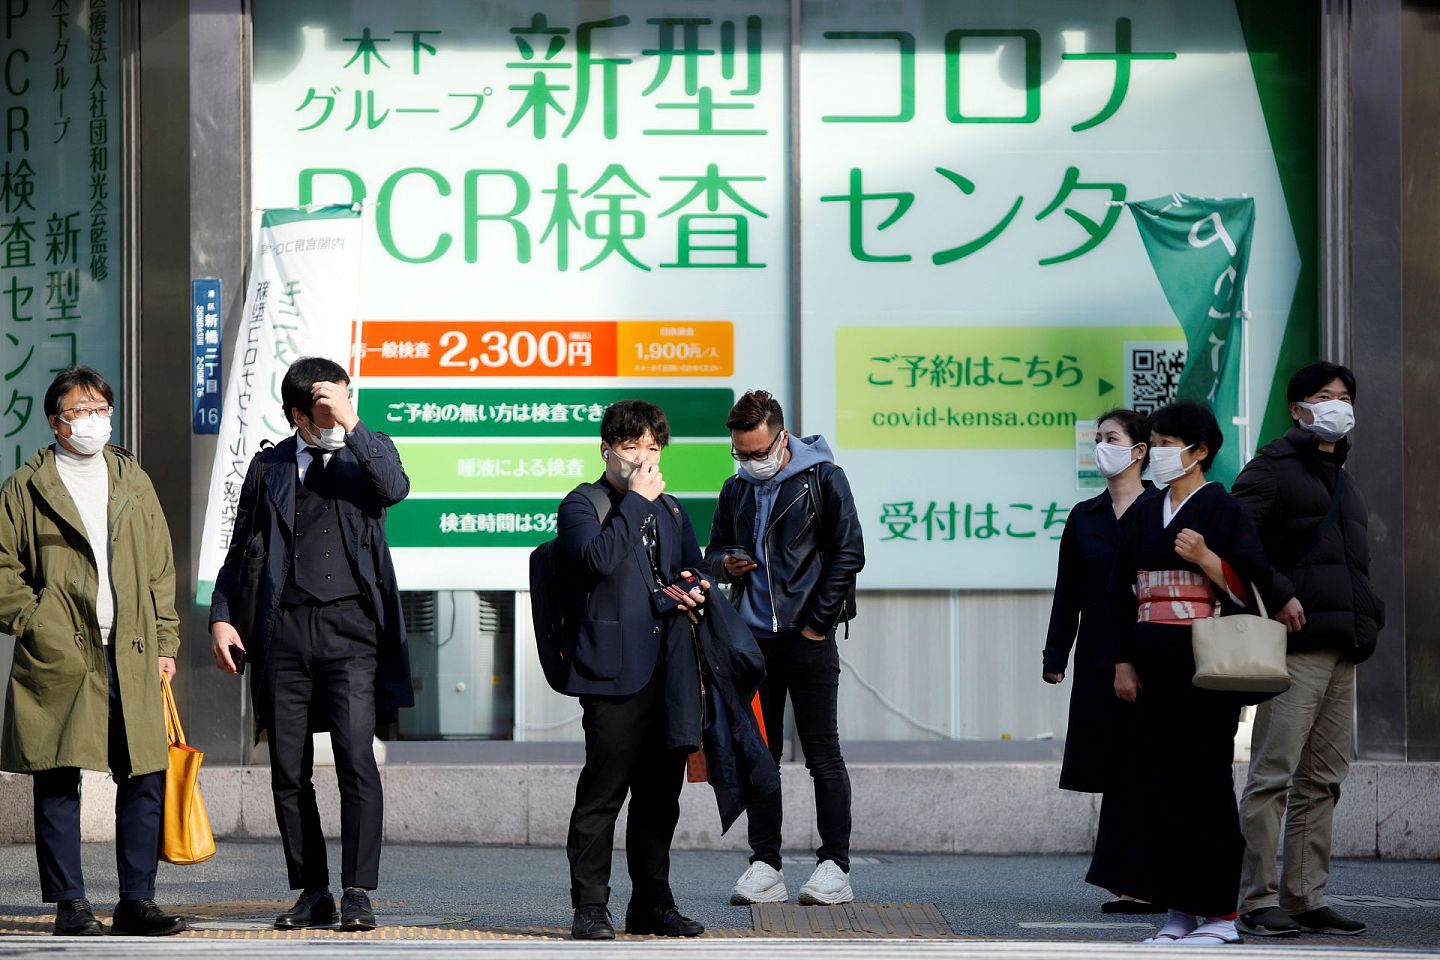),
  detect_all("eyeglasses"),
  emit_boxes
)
[60,405,113,420]
[731,429,784,462]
